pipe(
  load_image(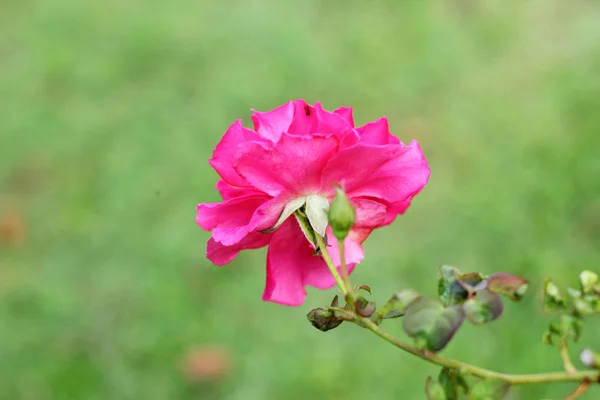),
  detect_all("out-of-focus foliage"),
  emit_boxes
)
[1,0,600,399]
